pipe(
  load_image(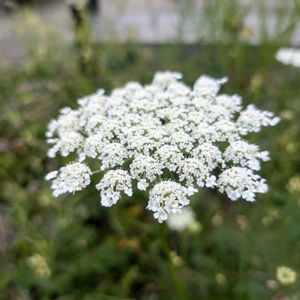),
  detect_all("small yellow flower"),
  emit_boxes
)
[262,209,279,226]
[212,212,223,226]
[215,273,227,286]
[27,254,51,278]
[249,73,263,93]
[170,251,183,267]
[280,109,295,120]
[236,214,248,230]
[287,176,300,195]
[276,266,297,285]
[187,221,202,234]
[128,204,143,217]
[286,142,297,154]
[240,26,254,39]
